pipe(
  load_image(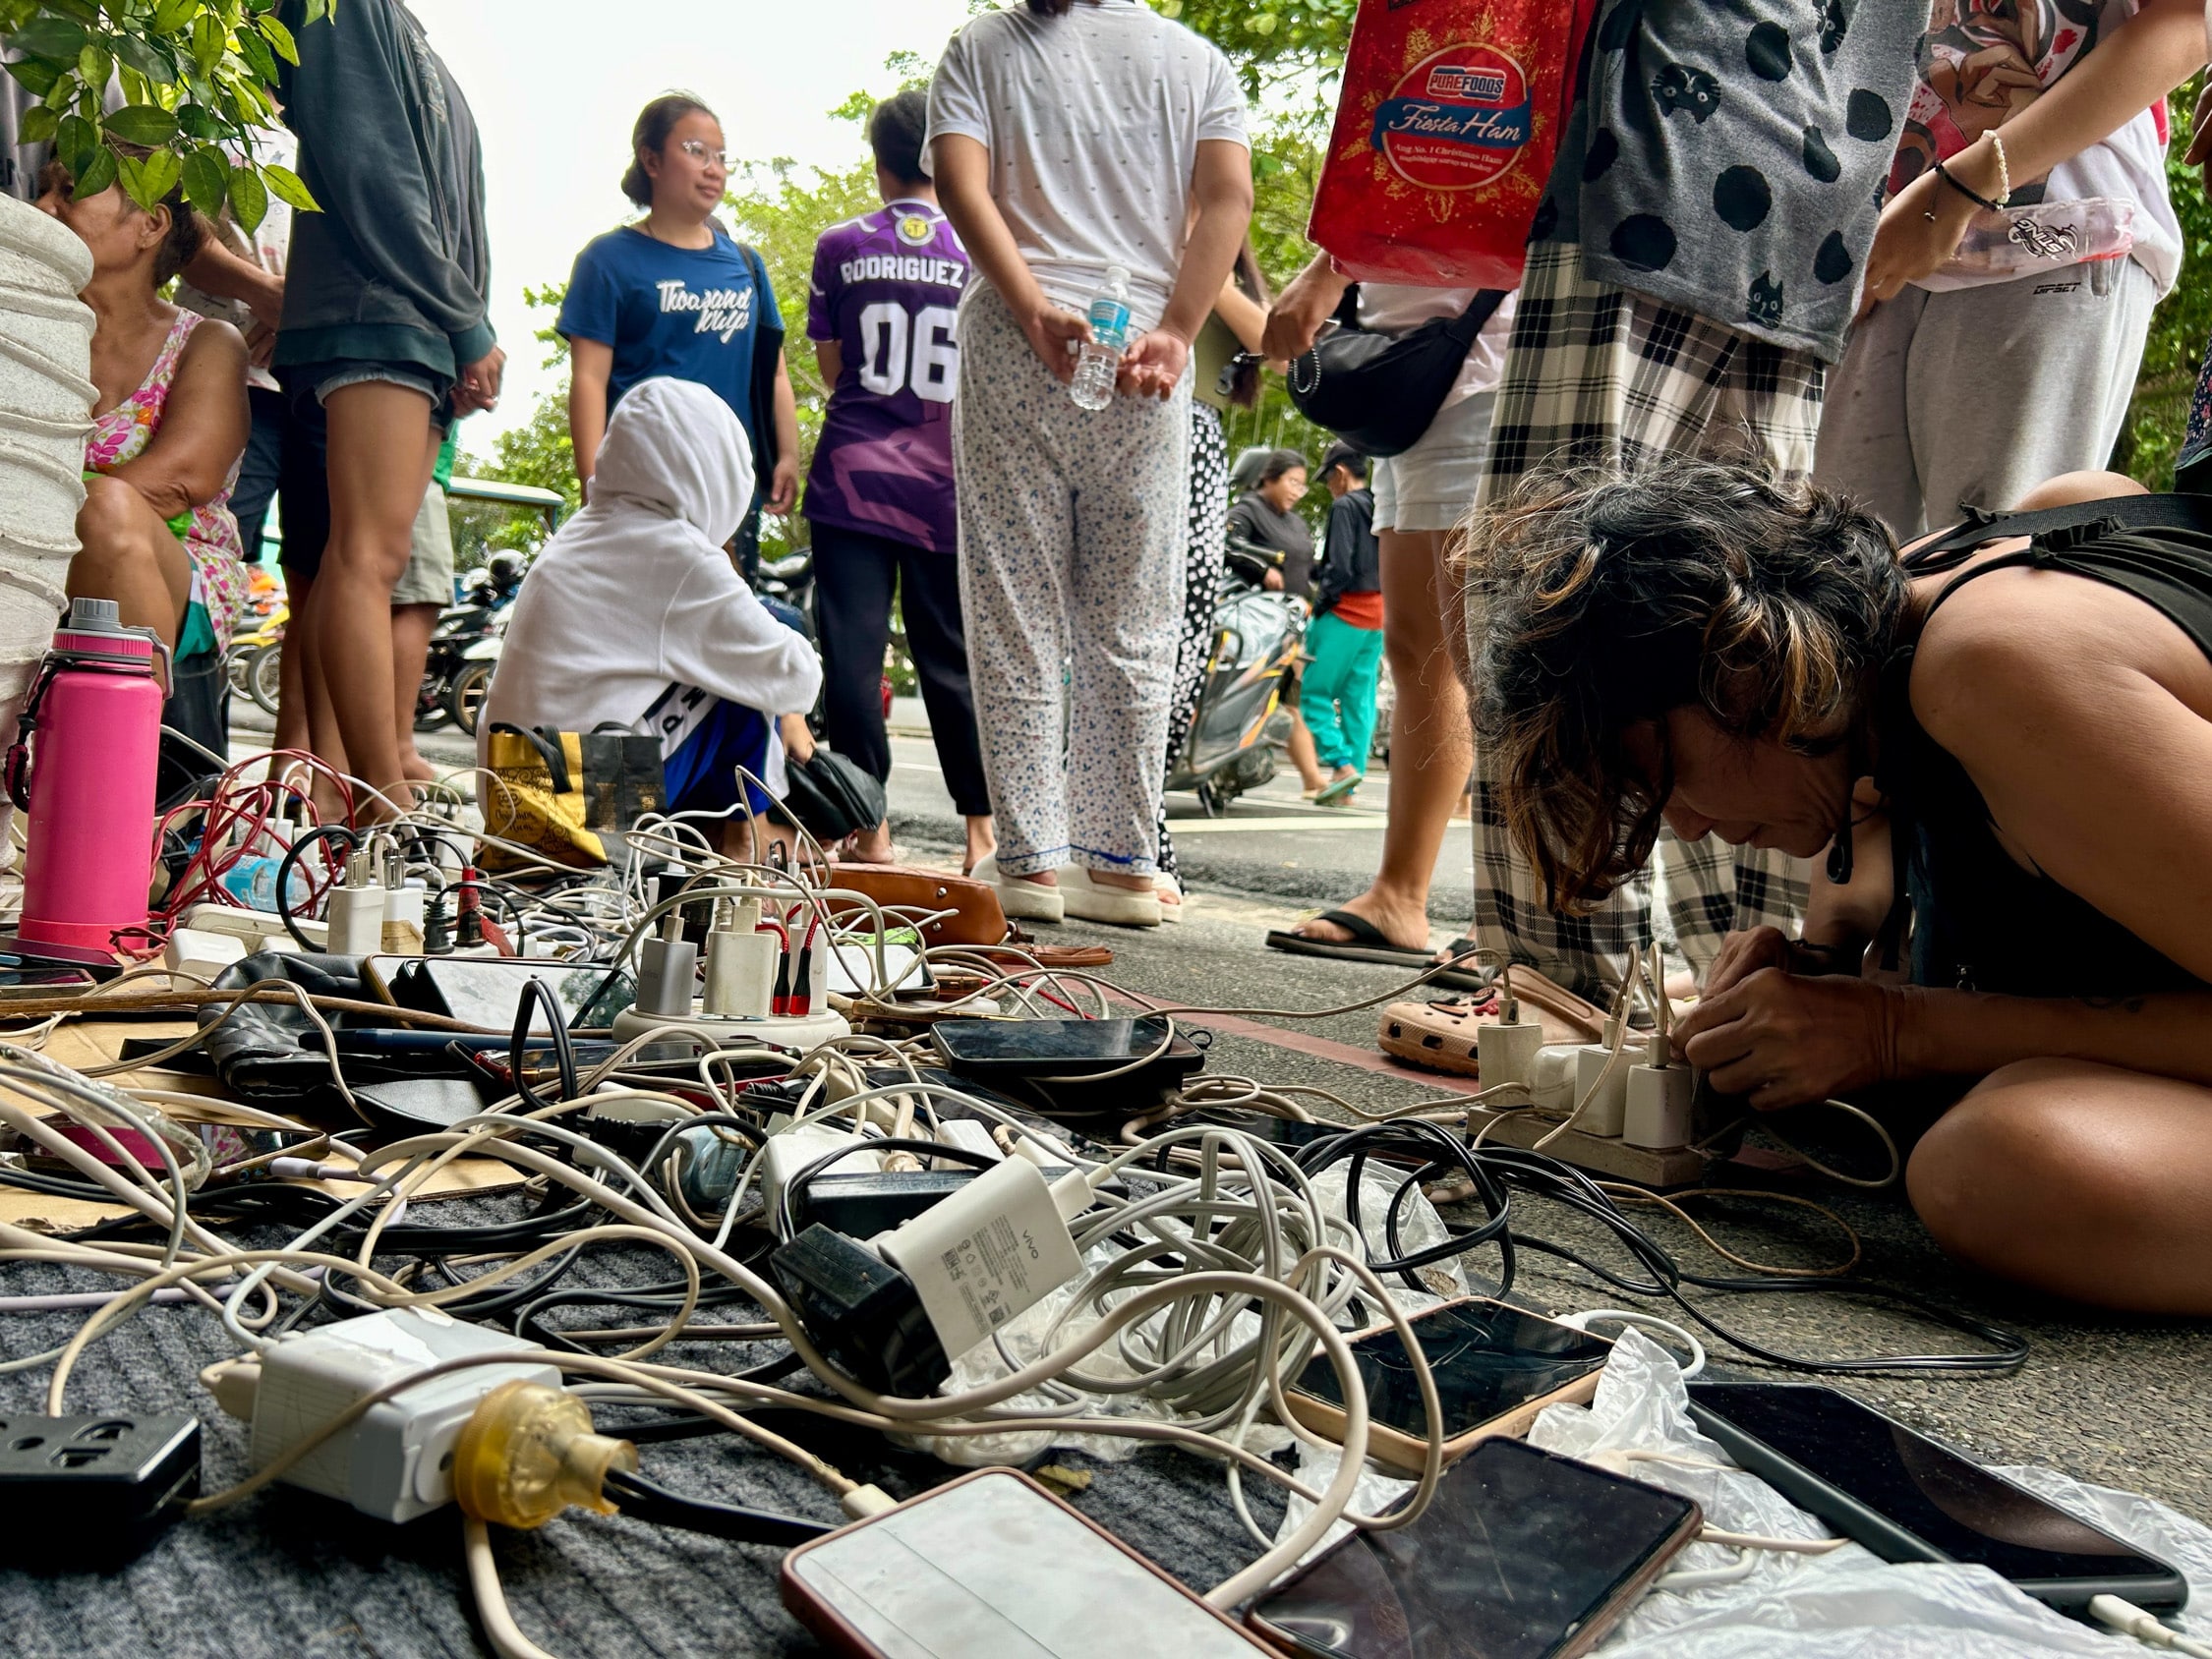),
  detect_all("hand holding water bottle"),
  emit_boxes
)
[1070,265,1133,410]
[1017,300,1091,385]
